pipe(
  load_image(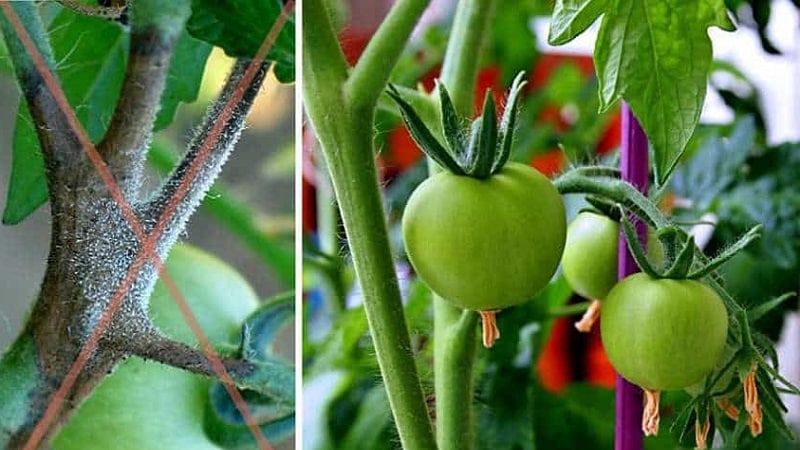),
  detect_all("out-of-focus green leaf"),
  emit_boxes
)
[671,117,755,210]
[594,0,734,185]
[476,367,536,450]
[548,0,608,46]
[204,292,296,448]
[187,0,295,82]
[531,383,615,450]
[0,35,13,74]
[339,385,393,450]
[491,2,538,85]
[204,382,295,448]
[3,10,126,224]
